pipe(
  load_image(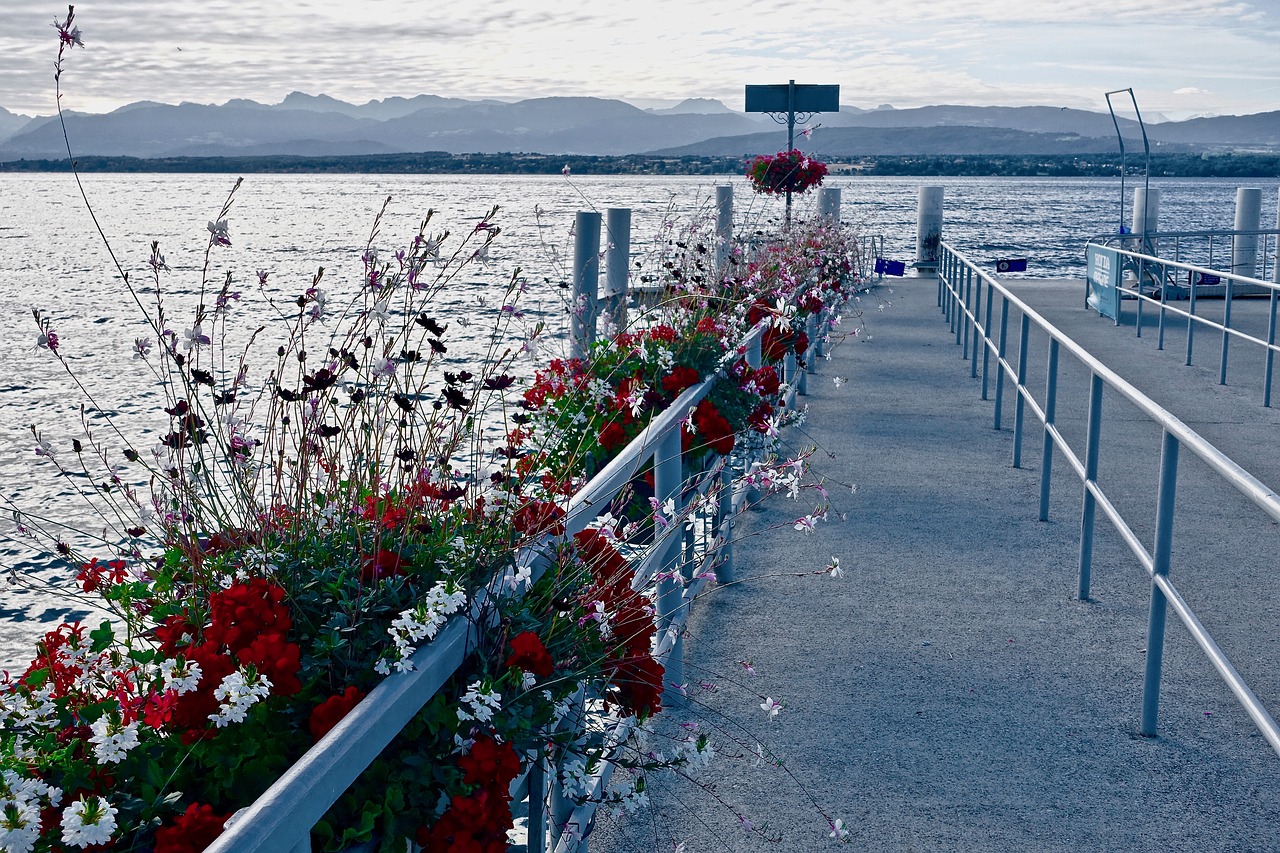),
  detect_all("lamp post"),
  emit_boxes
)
[745,80,839,226]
